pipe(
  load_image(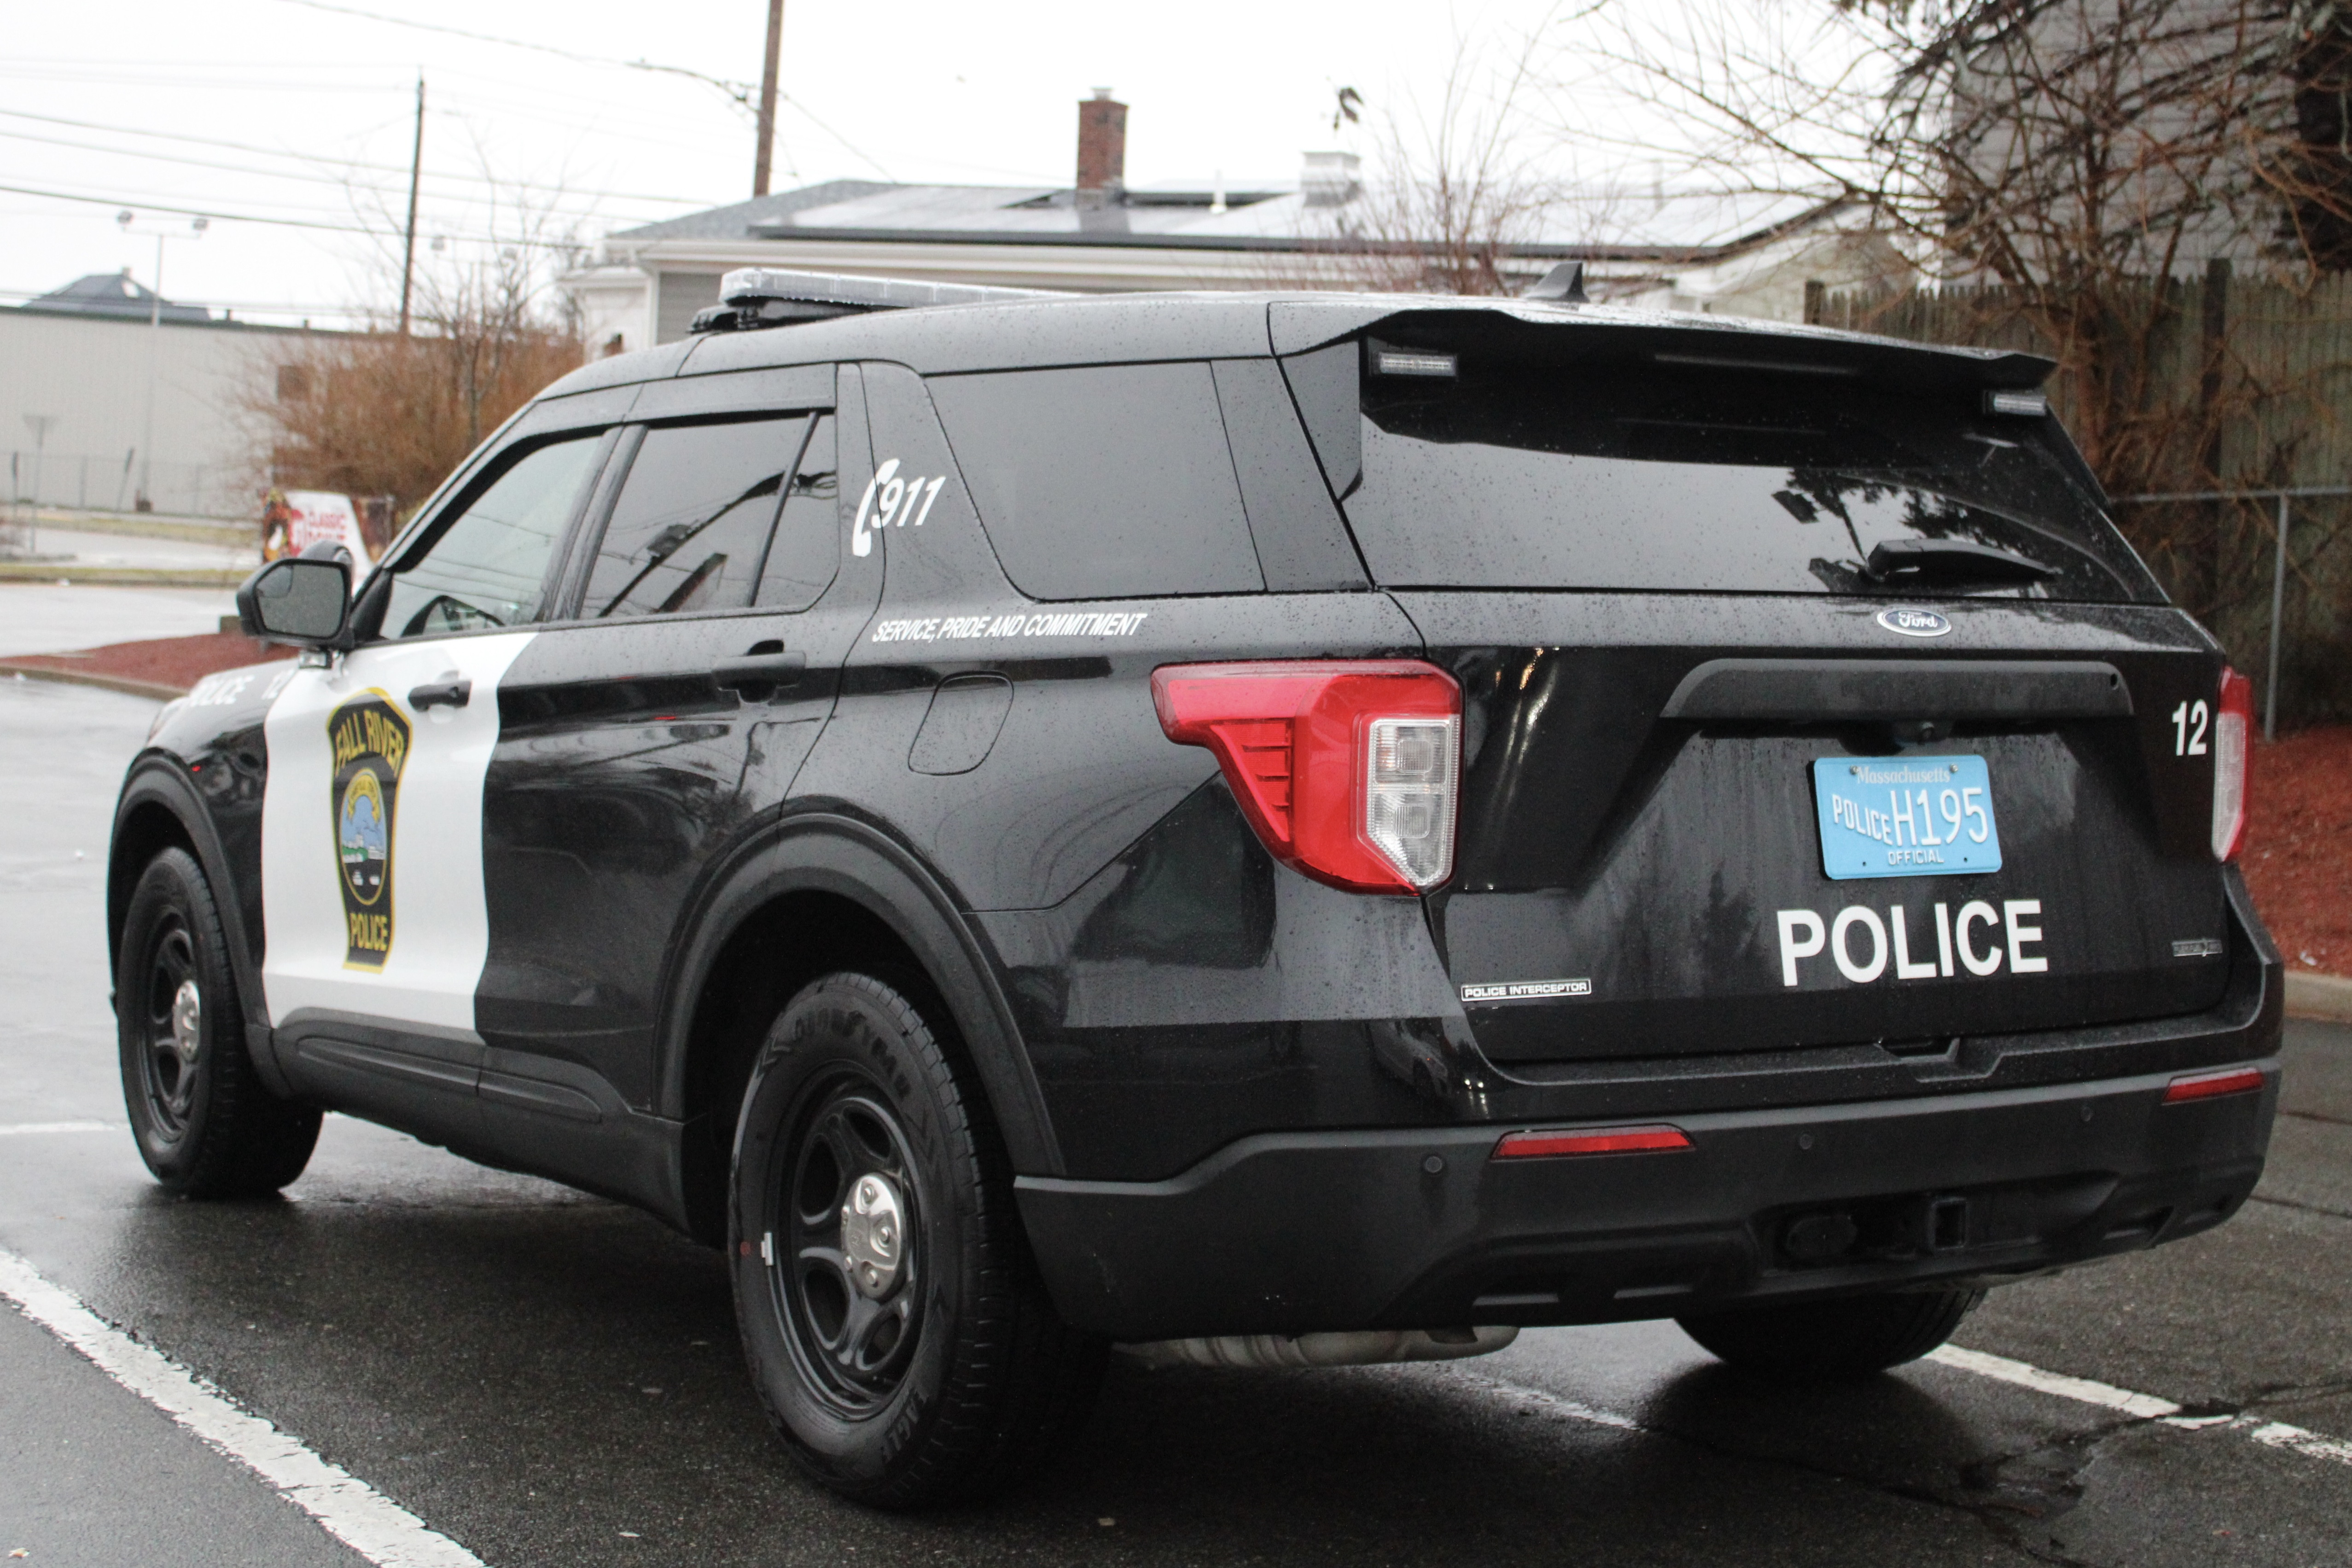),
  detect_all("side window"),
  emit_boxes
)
[758,414,838,611]
[581,416,803,618]
[928,363,1263,599]
[381,434,603,639]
